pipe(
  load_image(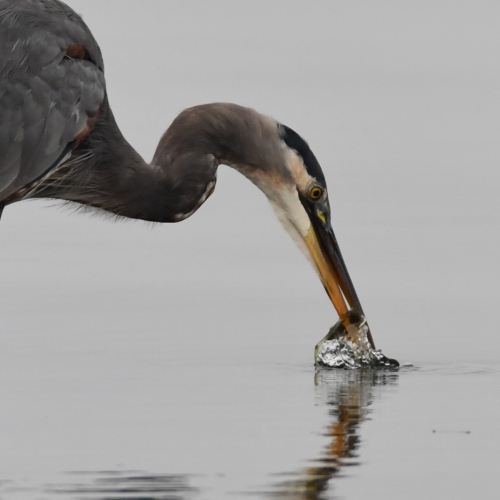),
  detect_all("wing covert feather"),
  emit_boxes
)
[0,0,106,200]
